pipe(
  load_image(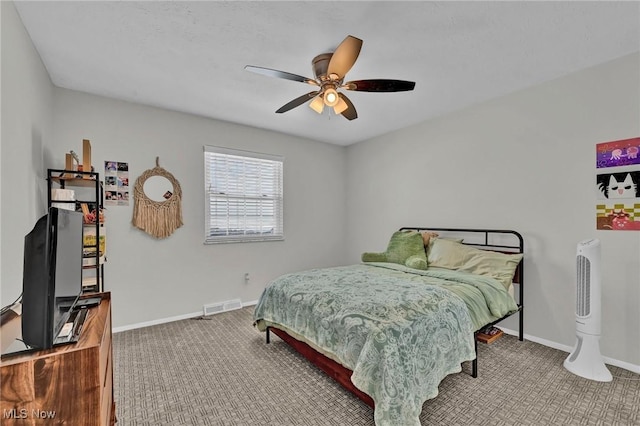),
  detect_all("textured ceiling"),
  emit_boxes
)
[14,1,640,146]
